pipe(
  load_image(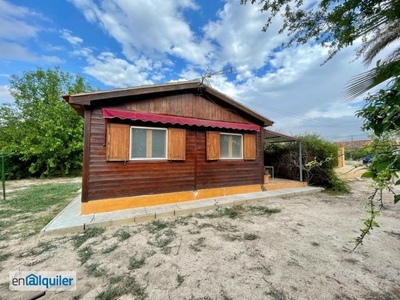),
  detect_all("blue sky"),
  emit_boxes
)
[0,0,374,141]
